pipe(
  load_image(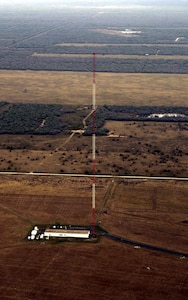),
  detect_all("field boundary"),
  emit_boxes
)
[32,53,188,60]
